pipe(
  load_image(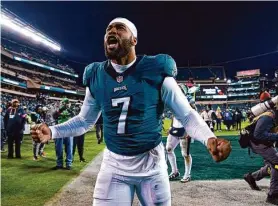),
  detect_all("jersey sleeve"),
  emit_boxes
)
[161,77,216,146]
